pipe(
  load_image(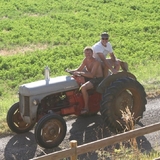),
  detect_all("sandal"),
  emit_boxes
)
[81,108,89,114]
